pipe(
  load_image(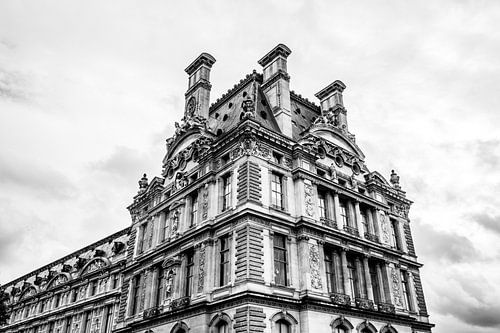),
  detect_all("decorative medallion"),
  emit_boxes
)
[186,97,196,117]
